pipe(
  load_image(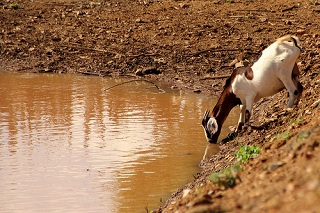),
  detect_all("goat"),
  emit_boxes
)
[202,35,303,144]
